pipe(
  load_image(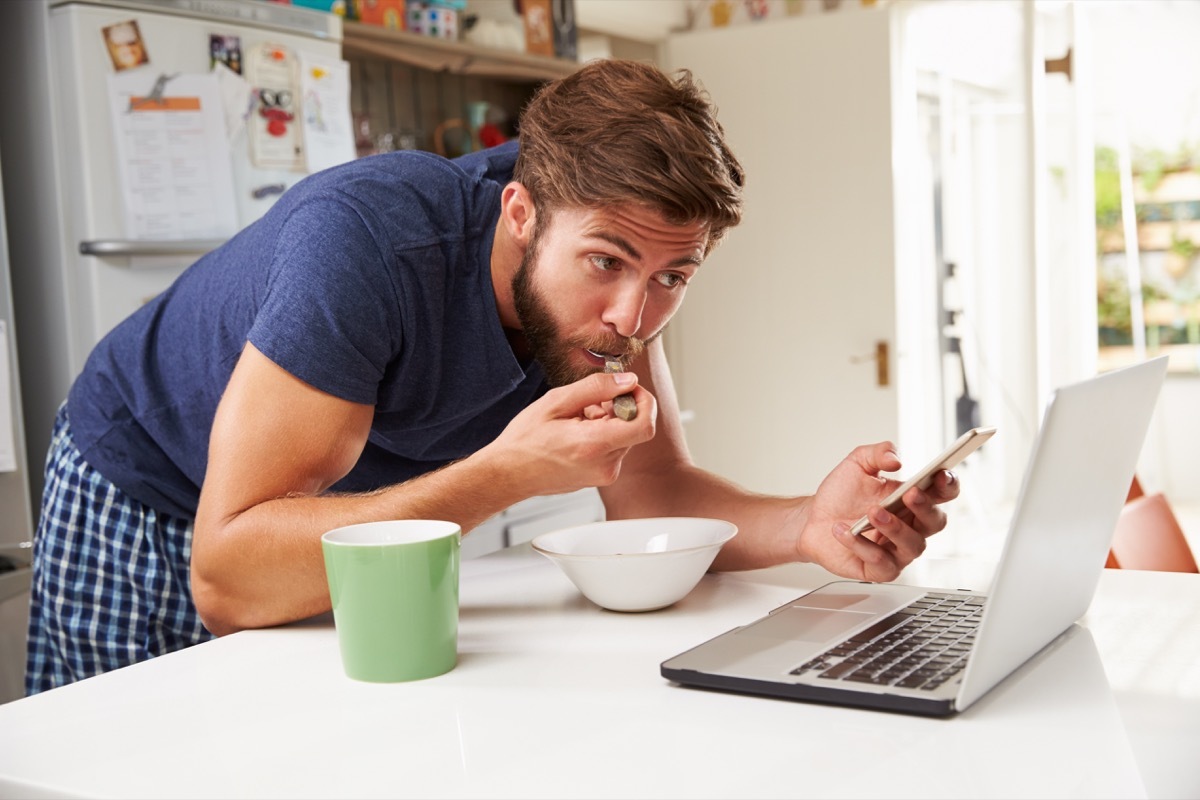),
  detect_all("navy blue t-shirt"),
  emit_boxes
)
[67,141,548,520]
